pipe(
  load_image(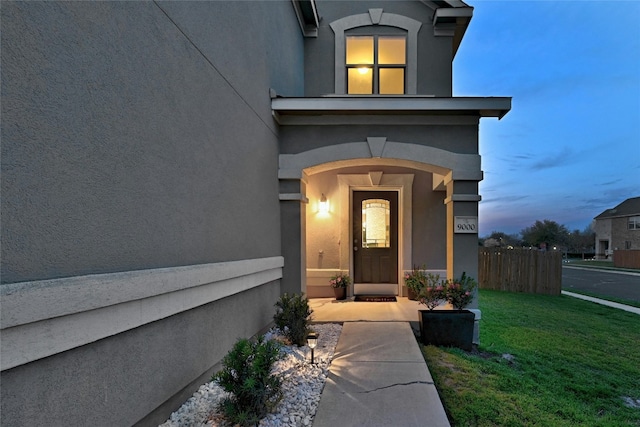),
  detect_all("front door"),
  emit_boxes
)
[353,191,398,294]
